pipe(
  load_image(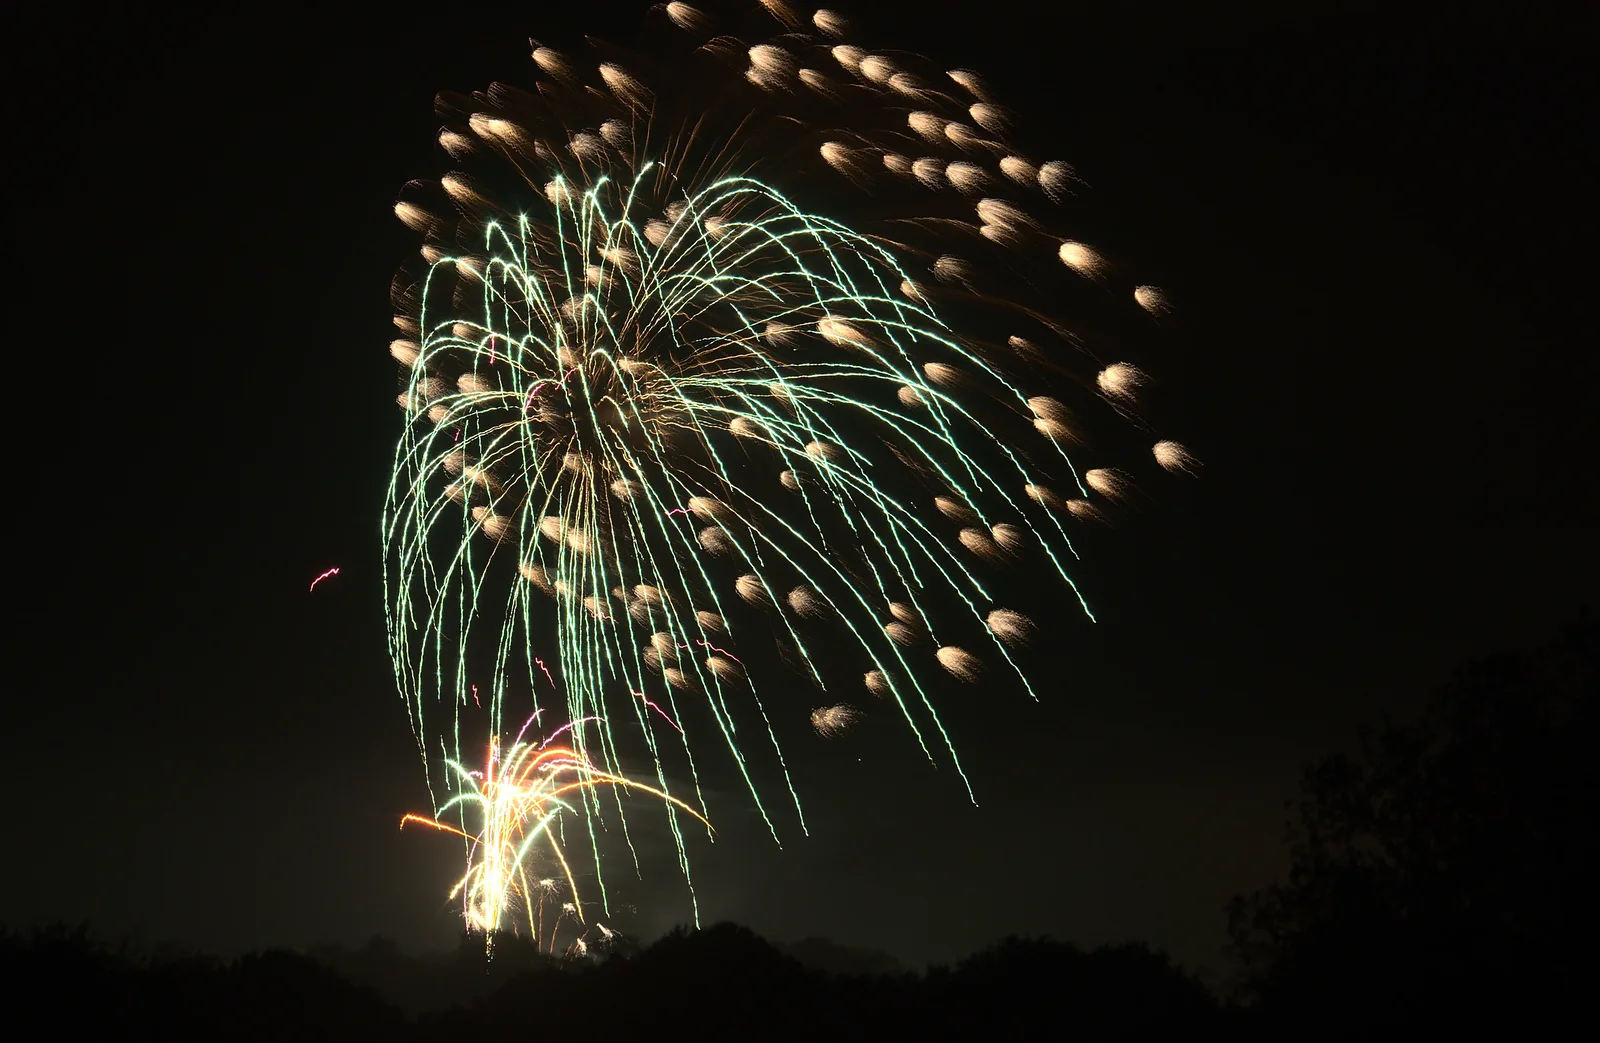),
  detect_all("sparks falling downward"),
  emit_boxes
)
[386,1,1197,940]
[402,718,711,951]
